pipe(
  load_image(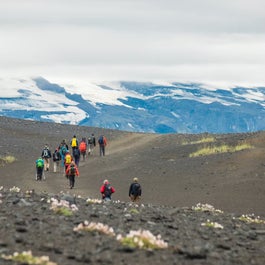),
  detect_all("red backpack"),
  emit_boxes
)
[79,141,86,152]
